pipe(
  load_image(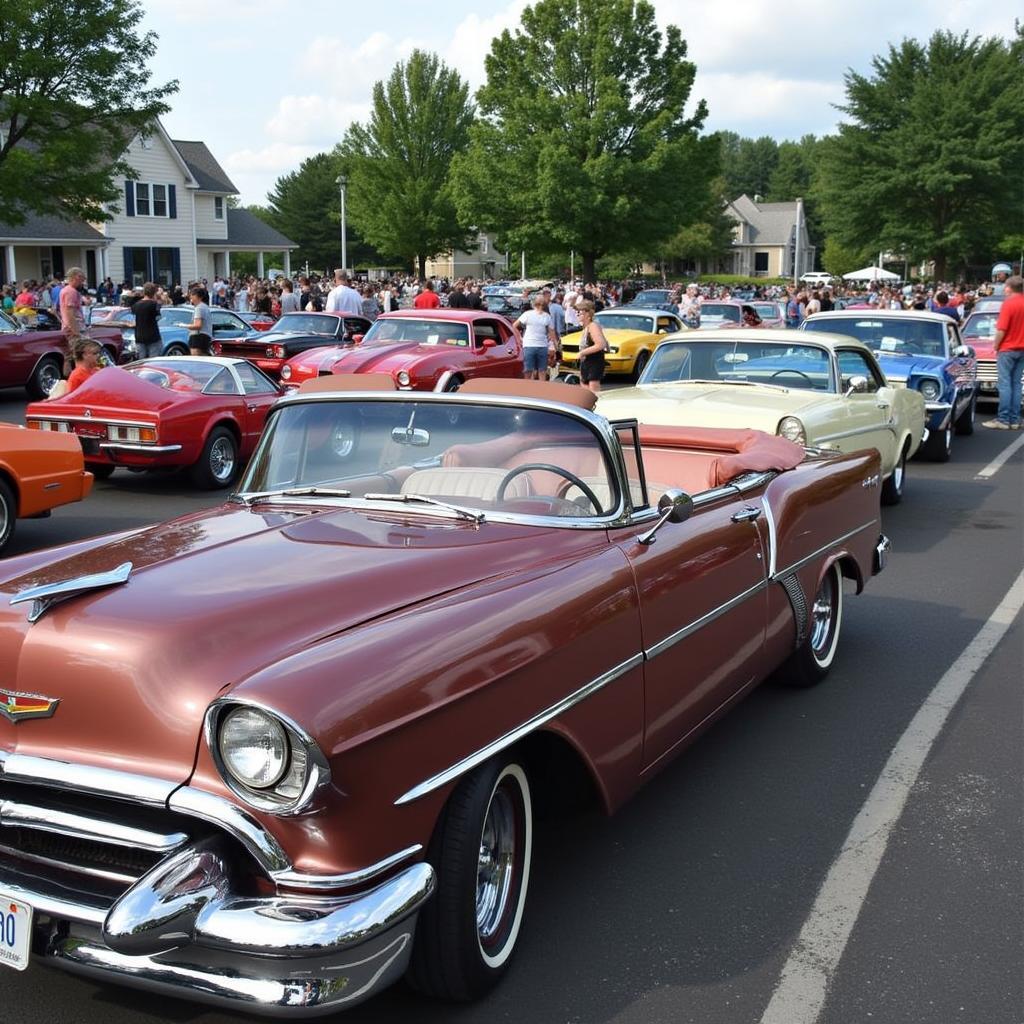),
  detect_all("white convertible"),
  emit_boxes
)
[597,328,926,505]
